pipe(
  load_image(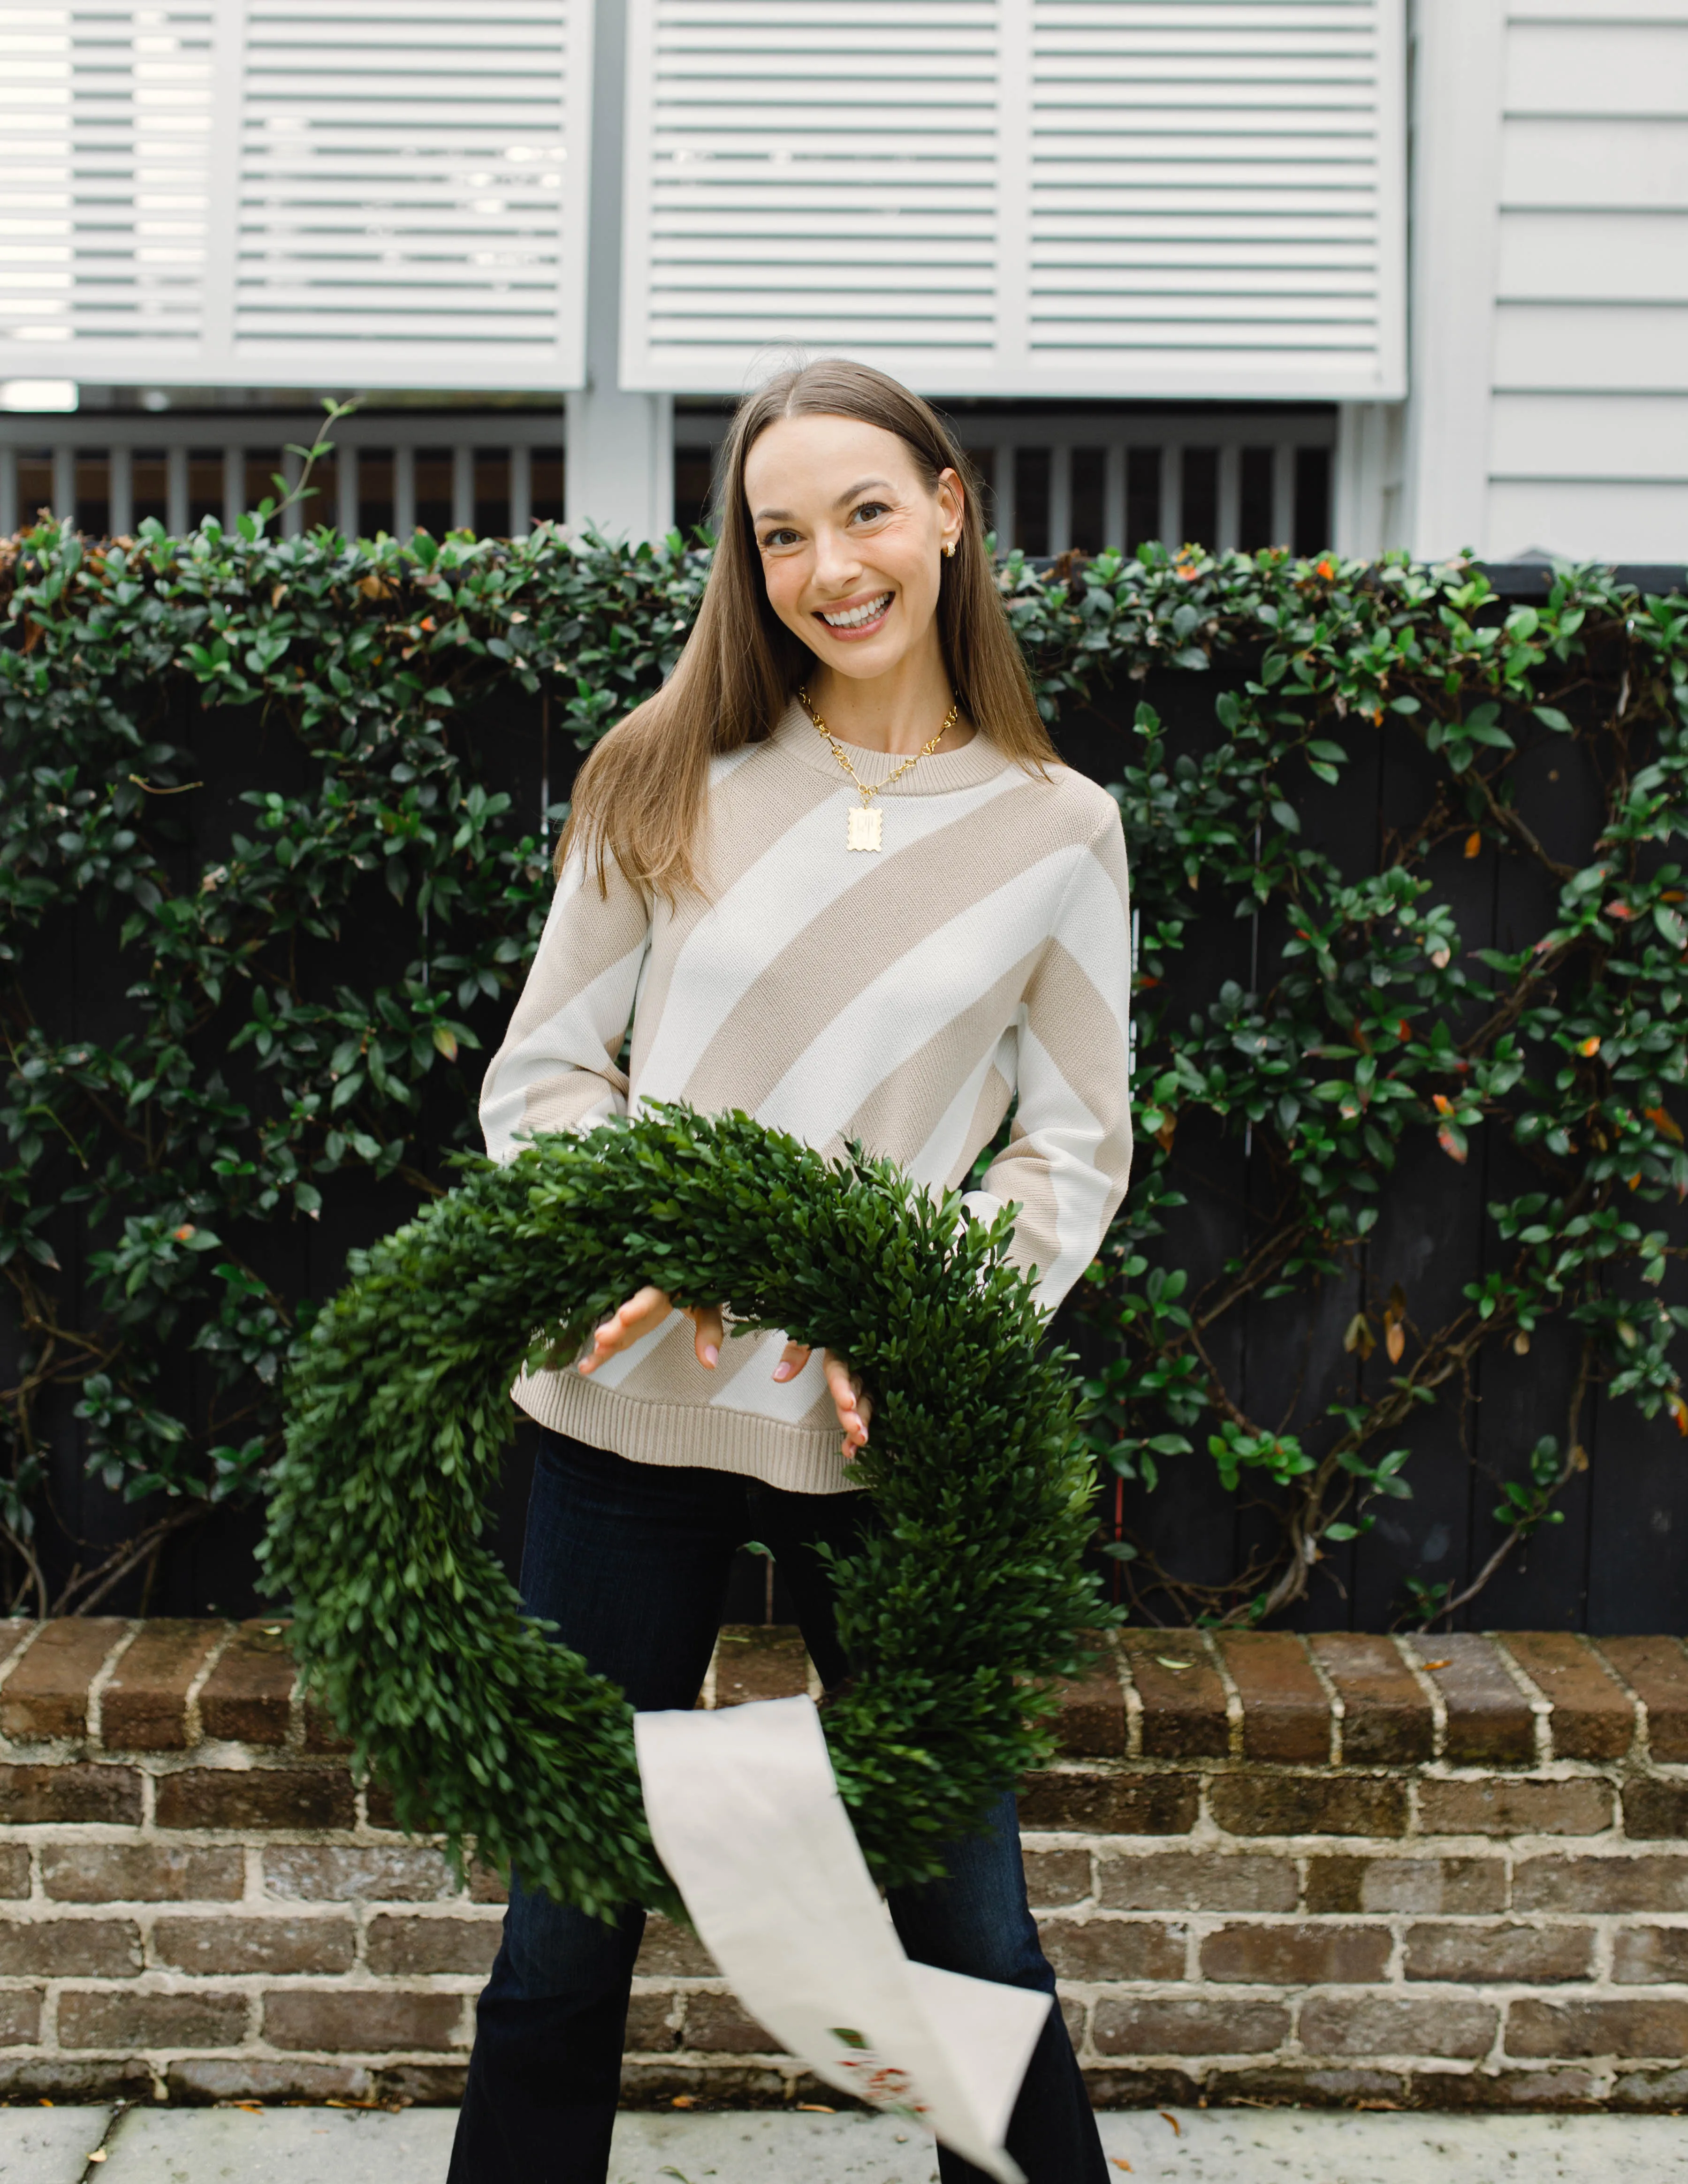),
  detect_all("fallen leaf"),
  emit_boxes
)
[1463,830,1482,858]
[670,2095,696,2109]
[796,2103,836,2113]
[1159,2109,1182,2134]
[1422,1658,1452,1671]
[659,2169,692,2183]
[1112,2163,1134,2174]
[1154,1656,1194,1673]
[88,2156,107,2166]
